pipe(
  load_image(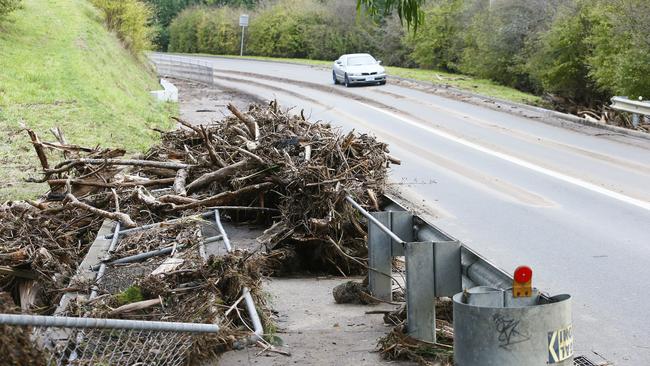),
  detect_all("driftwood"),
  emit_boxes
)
[173,169,188,196]
[65,192,136,227]
[0,266,38,280]
[47,177,175,189]
[18,102,395,277]
[186,160,249,193]
[46,158,190,175]
[108,298,162,316]
[227,103,259,140]
[174,182,274,211]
